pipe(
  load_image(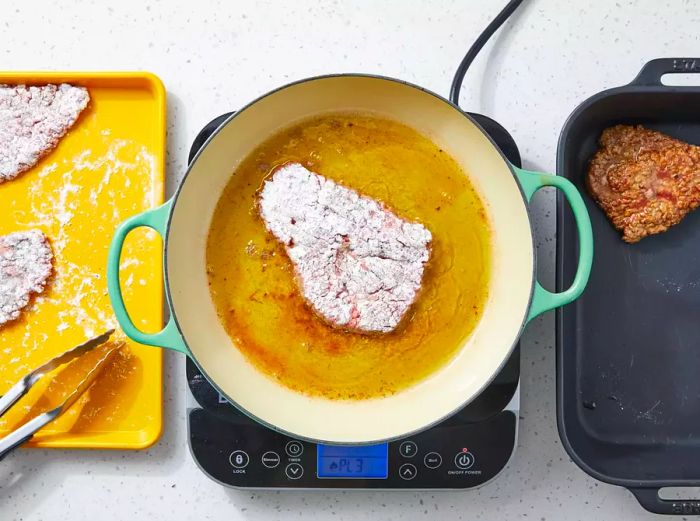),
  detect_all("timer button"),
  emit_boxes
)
[423,452,442,469]
[285,441,304,457]
[261,451,281,468]
[229,450,249,469]
[454,451,475,470]
[399,441,418,458]
[399,463,417,480]
[285,462,304,480]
